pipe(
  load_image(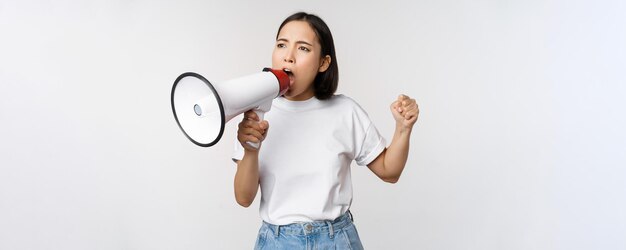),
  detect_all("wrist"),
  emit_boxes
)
[244,148,260,156]
[395,123,413,135]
